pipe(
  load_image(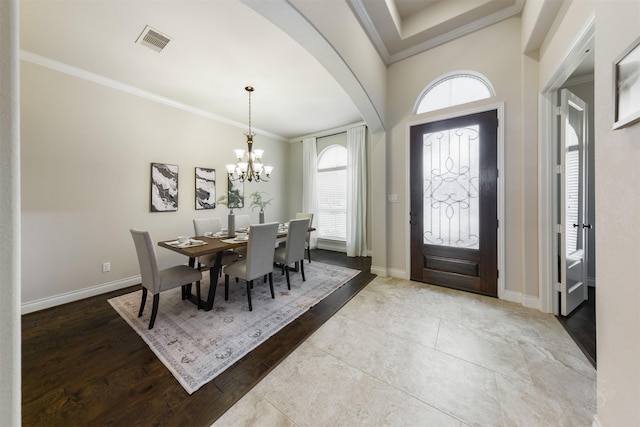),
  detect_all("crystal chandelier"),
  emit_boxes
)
[226,86,273,182]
